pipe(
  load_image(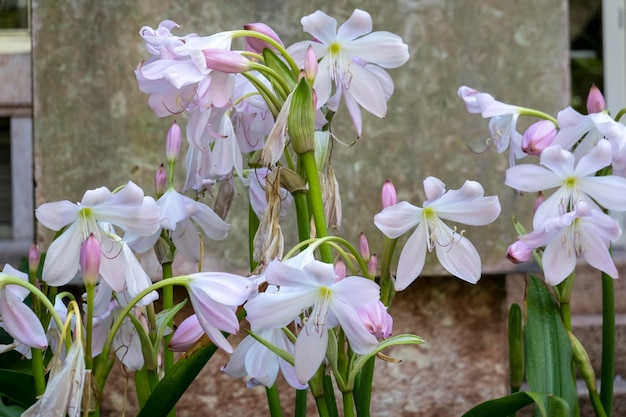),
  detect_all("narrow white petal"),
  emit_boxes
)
[542,231,577,285]
[294,321,328,384]
[435,234,481,284]
[336,9,372,41]
[35,201,79,230]
[42,222,83,286]
[395,225,428,291]
[374,201,421,239]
